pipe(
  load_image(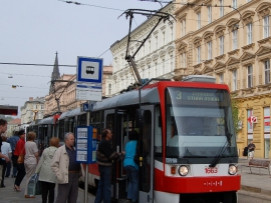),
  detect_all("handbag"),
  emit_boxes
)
[27,173,42,196]
[17,154,24,164]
